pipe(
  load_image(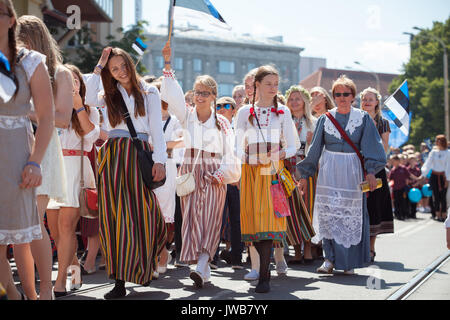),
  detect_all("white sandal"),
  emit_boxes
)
[316,260,334,274]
